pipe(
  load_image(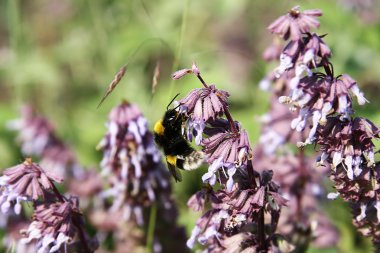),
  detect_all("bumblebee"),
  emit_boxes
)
[154,95,204,182]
